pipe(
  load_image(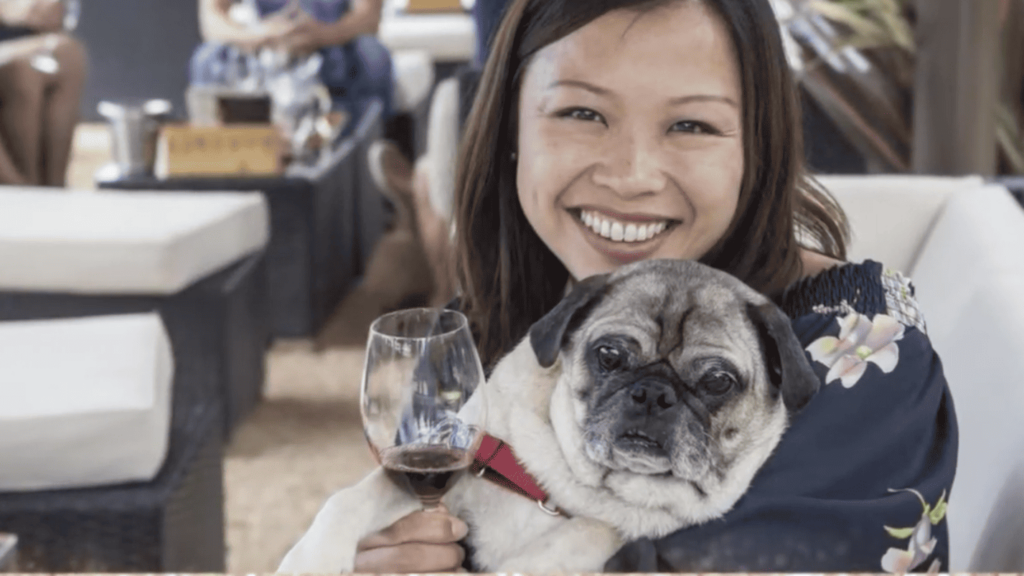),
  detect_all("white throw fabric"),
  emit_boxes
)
[0,313,174,491]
